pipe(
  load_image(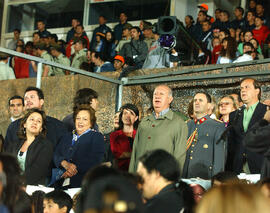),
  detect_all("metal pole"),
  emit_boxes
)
[36,62,43,88]
[117,84,123,111]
